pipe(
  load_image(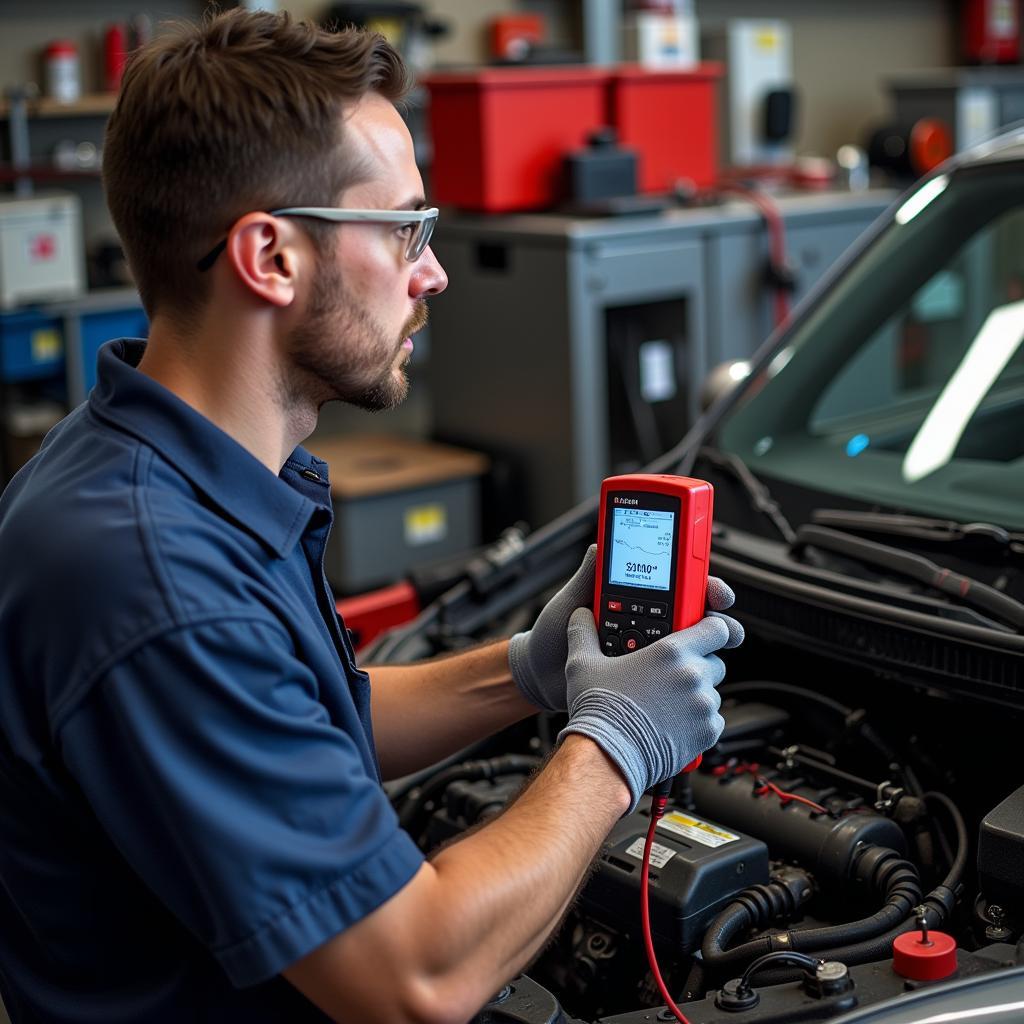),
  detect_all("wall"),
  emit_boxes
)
[414,0,958,157]
[1,1,956,159]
